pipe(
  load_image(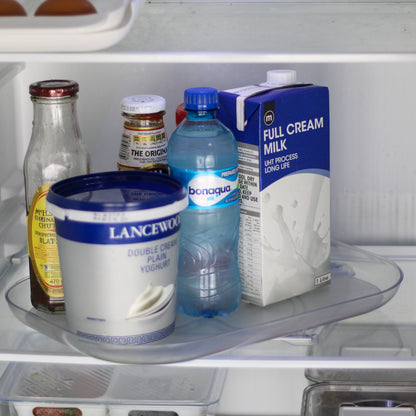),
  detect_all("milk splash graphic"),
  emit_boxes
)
[262,174,330,304]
